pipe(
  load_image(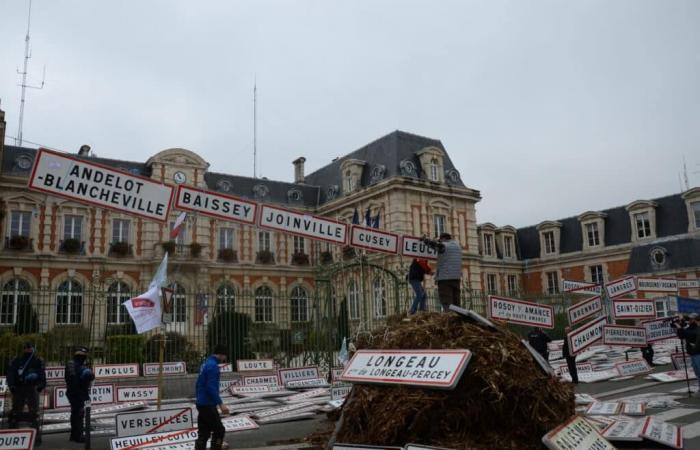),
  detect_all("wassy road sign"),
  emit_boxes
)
[115,407,193,437]
[175,185,257,225]
[340,349,471,390]
[612,299,656,319]
[566,296,602,326]
[567,316,607,355]
[488,296,554,328]
[258,205,347,245]
[0,429,36,450]
[350,225,399,255]
[602,325,647,347]
[400,236,438,260]
[116,385,159,402]
[28,148,173,222]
